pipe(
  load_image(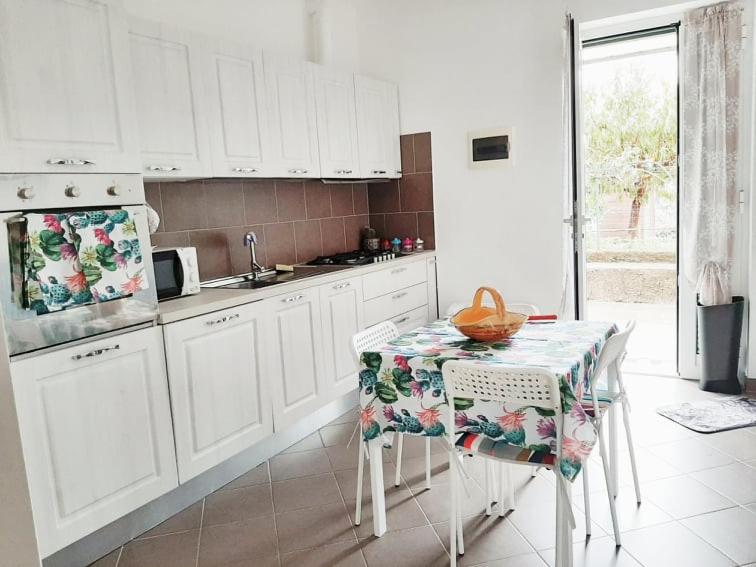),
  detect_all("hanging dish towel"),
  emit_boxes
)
[68,209,147,303]
[22,213,92,314]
